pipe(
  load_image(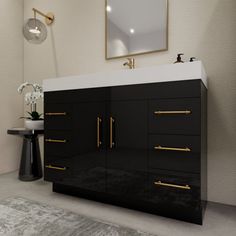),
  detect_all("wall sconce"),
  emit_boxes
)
[23,8,55,44]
